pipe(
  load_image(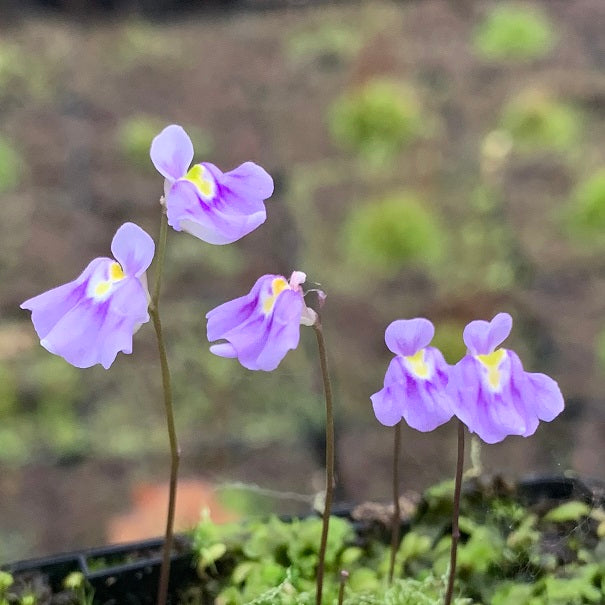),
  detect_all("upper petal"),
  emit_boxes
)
[463,312,512,355]
[110,222,155,277]
[385,318,434,357]
[150,124,194,182]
